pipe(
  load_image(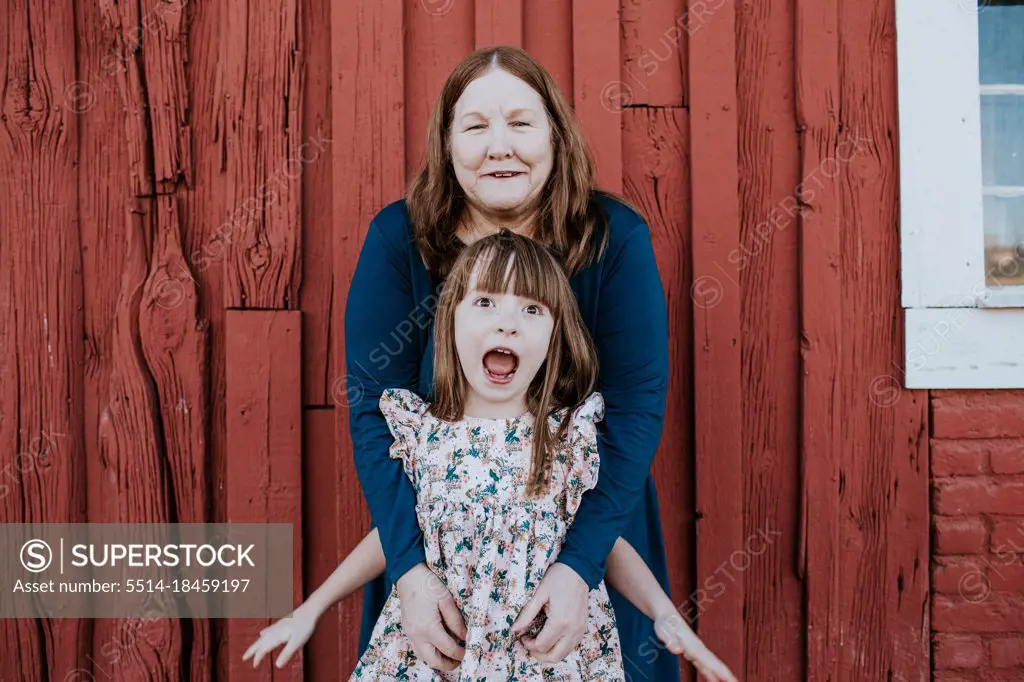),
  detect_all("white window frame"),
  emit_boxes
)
[896,0,1024,388]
